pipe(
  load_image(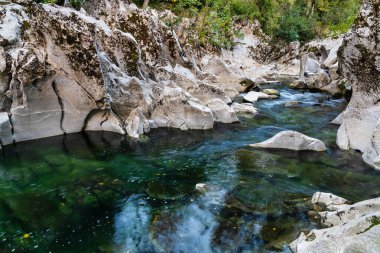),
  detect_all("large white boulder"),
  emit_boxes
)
[243,91,276,103]
[249,131,327,151]
[231,102,258,118]
[206,98,238,124]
